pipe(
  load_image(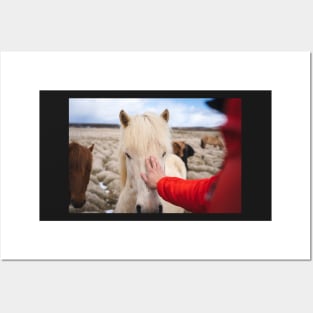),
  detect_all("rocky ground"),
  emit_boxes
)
[69,127,225,213]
